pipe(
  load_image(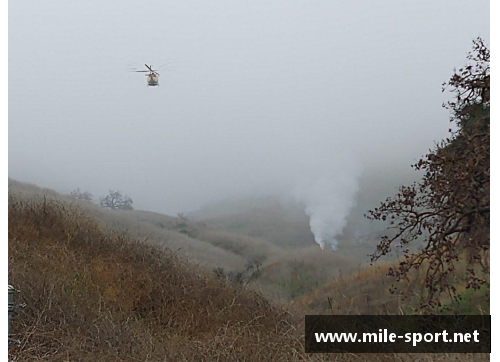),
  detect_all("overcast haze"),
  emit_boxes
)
[9,0,489,216]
